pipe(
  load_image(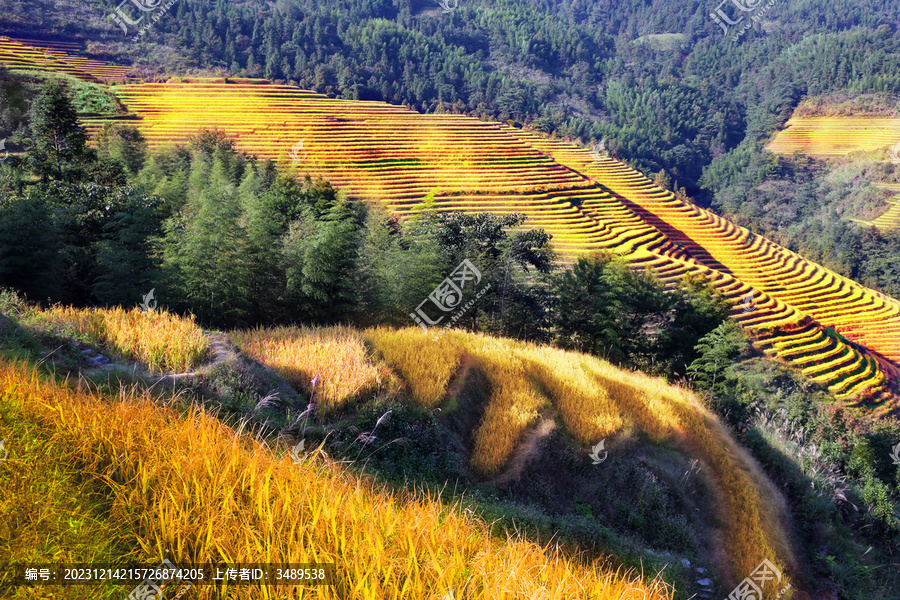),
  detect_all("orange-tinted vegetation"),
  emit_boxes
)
[0,359,675,599]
